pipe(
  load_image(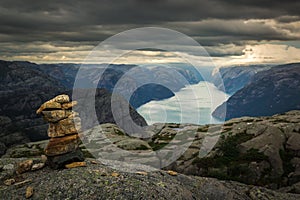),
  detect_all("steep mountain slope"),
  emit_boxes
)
[0,60,146,155]
[0,60,67,149]
[212,65,271,95]
[212,63,300,120]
